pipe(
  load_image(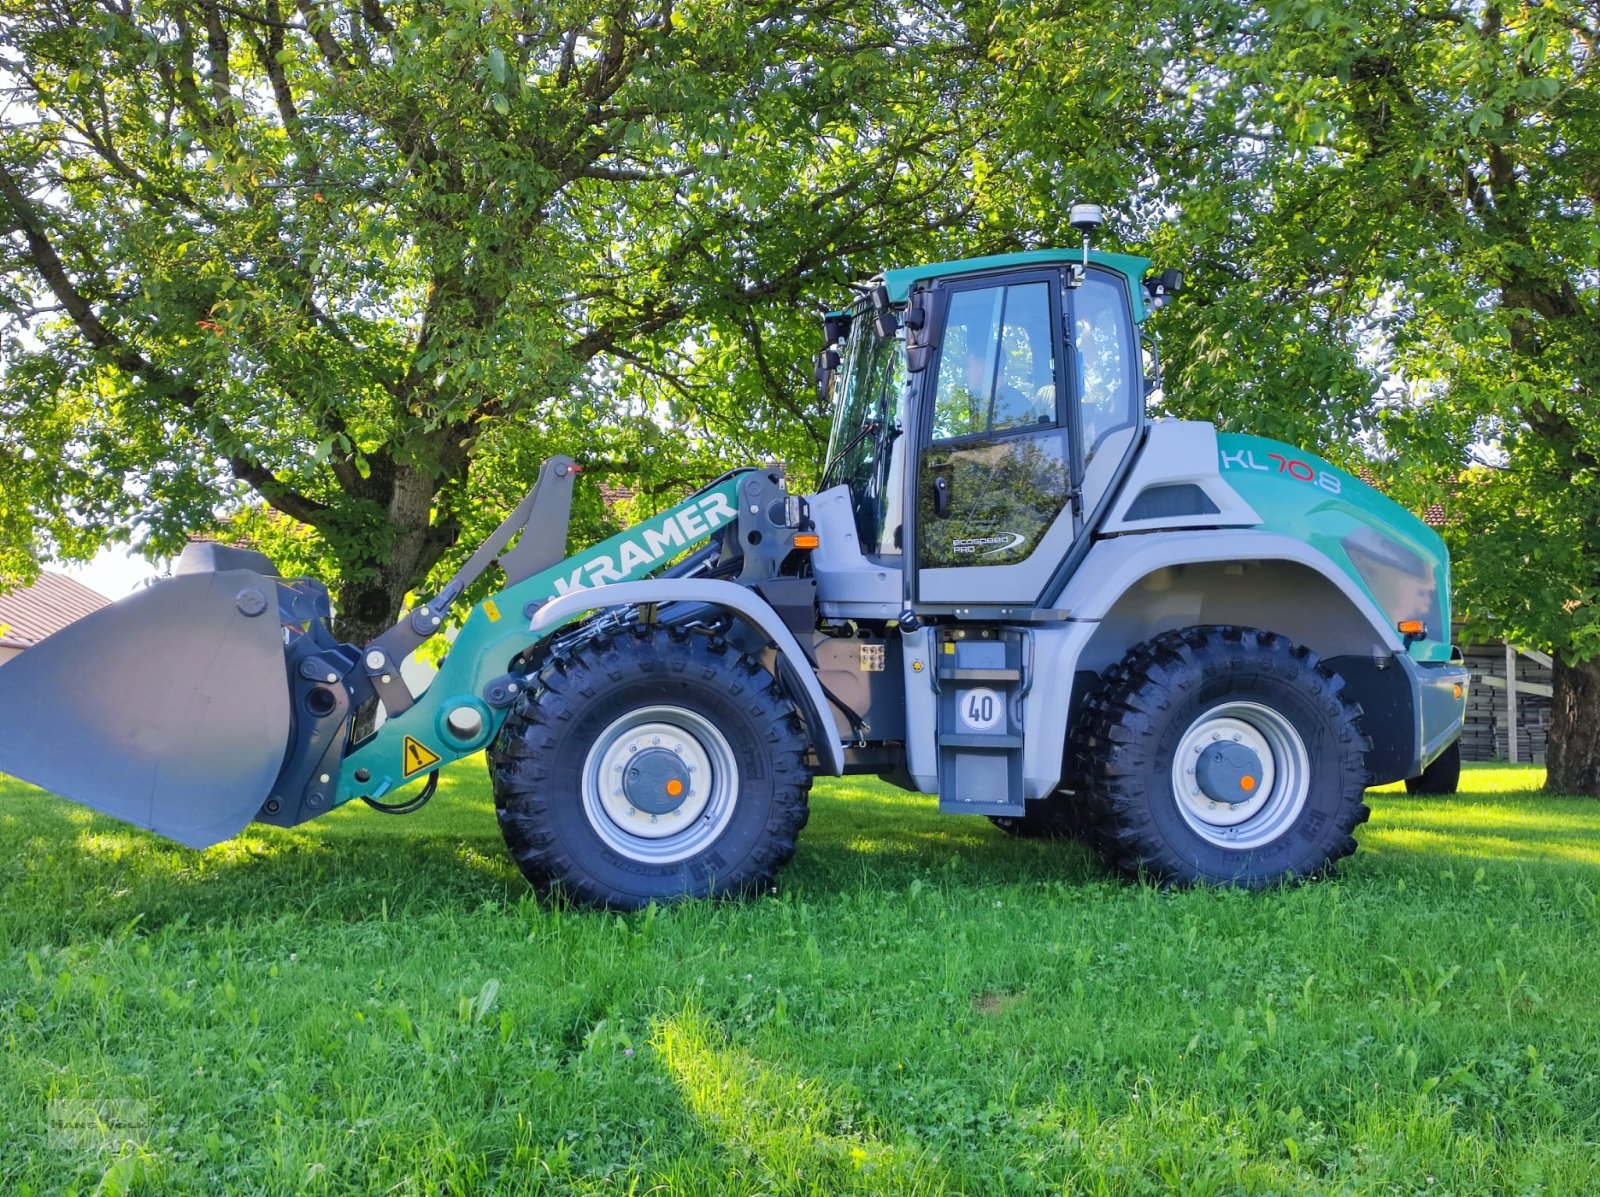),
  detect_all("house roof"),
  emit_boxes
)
[1353,466,1449,528]
[598,482,635,508]
[0,571,111,650]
